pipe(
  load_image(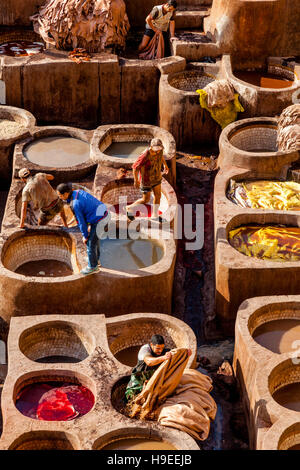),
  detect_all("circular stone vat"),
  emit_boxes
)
[228,224,300,262]
[9,431,80,450]
[15,127,93,180]
[99,238,164,271]
[227,179,300,211]
[229,124,277,153]
[0,40,44,57]
[159,68,219,147]
[93,425,198,451]
[224,55,300,117]
[0,30,44,57]
[251,318,300,354]
[234,68,295,89]
[107,314,195,367]
[218,117,299,170]
[90,125,176,186]
[278,423,300,450]
[24,136,90,168]
[0,230,79,278]
[0,105,36,181]
[168,70,215,92]
[19,321,95,363]
[269,362,300,412]
[14,372,95,421]
[98,437,177,450]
